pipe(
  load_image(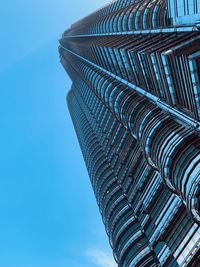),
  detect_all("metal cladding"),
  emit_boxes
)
[59,0,200,266]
